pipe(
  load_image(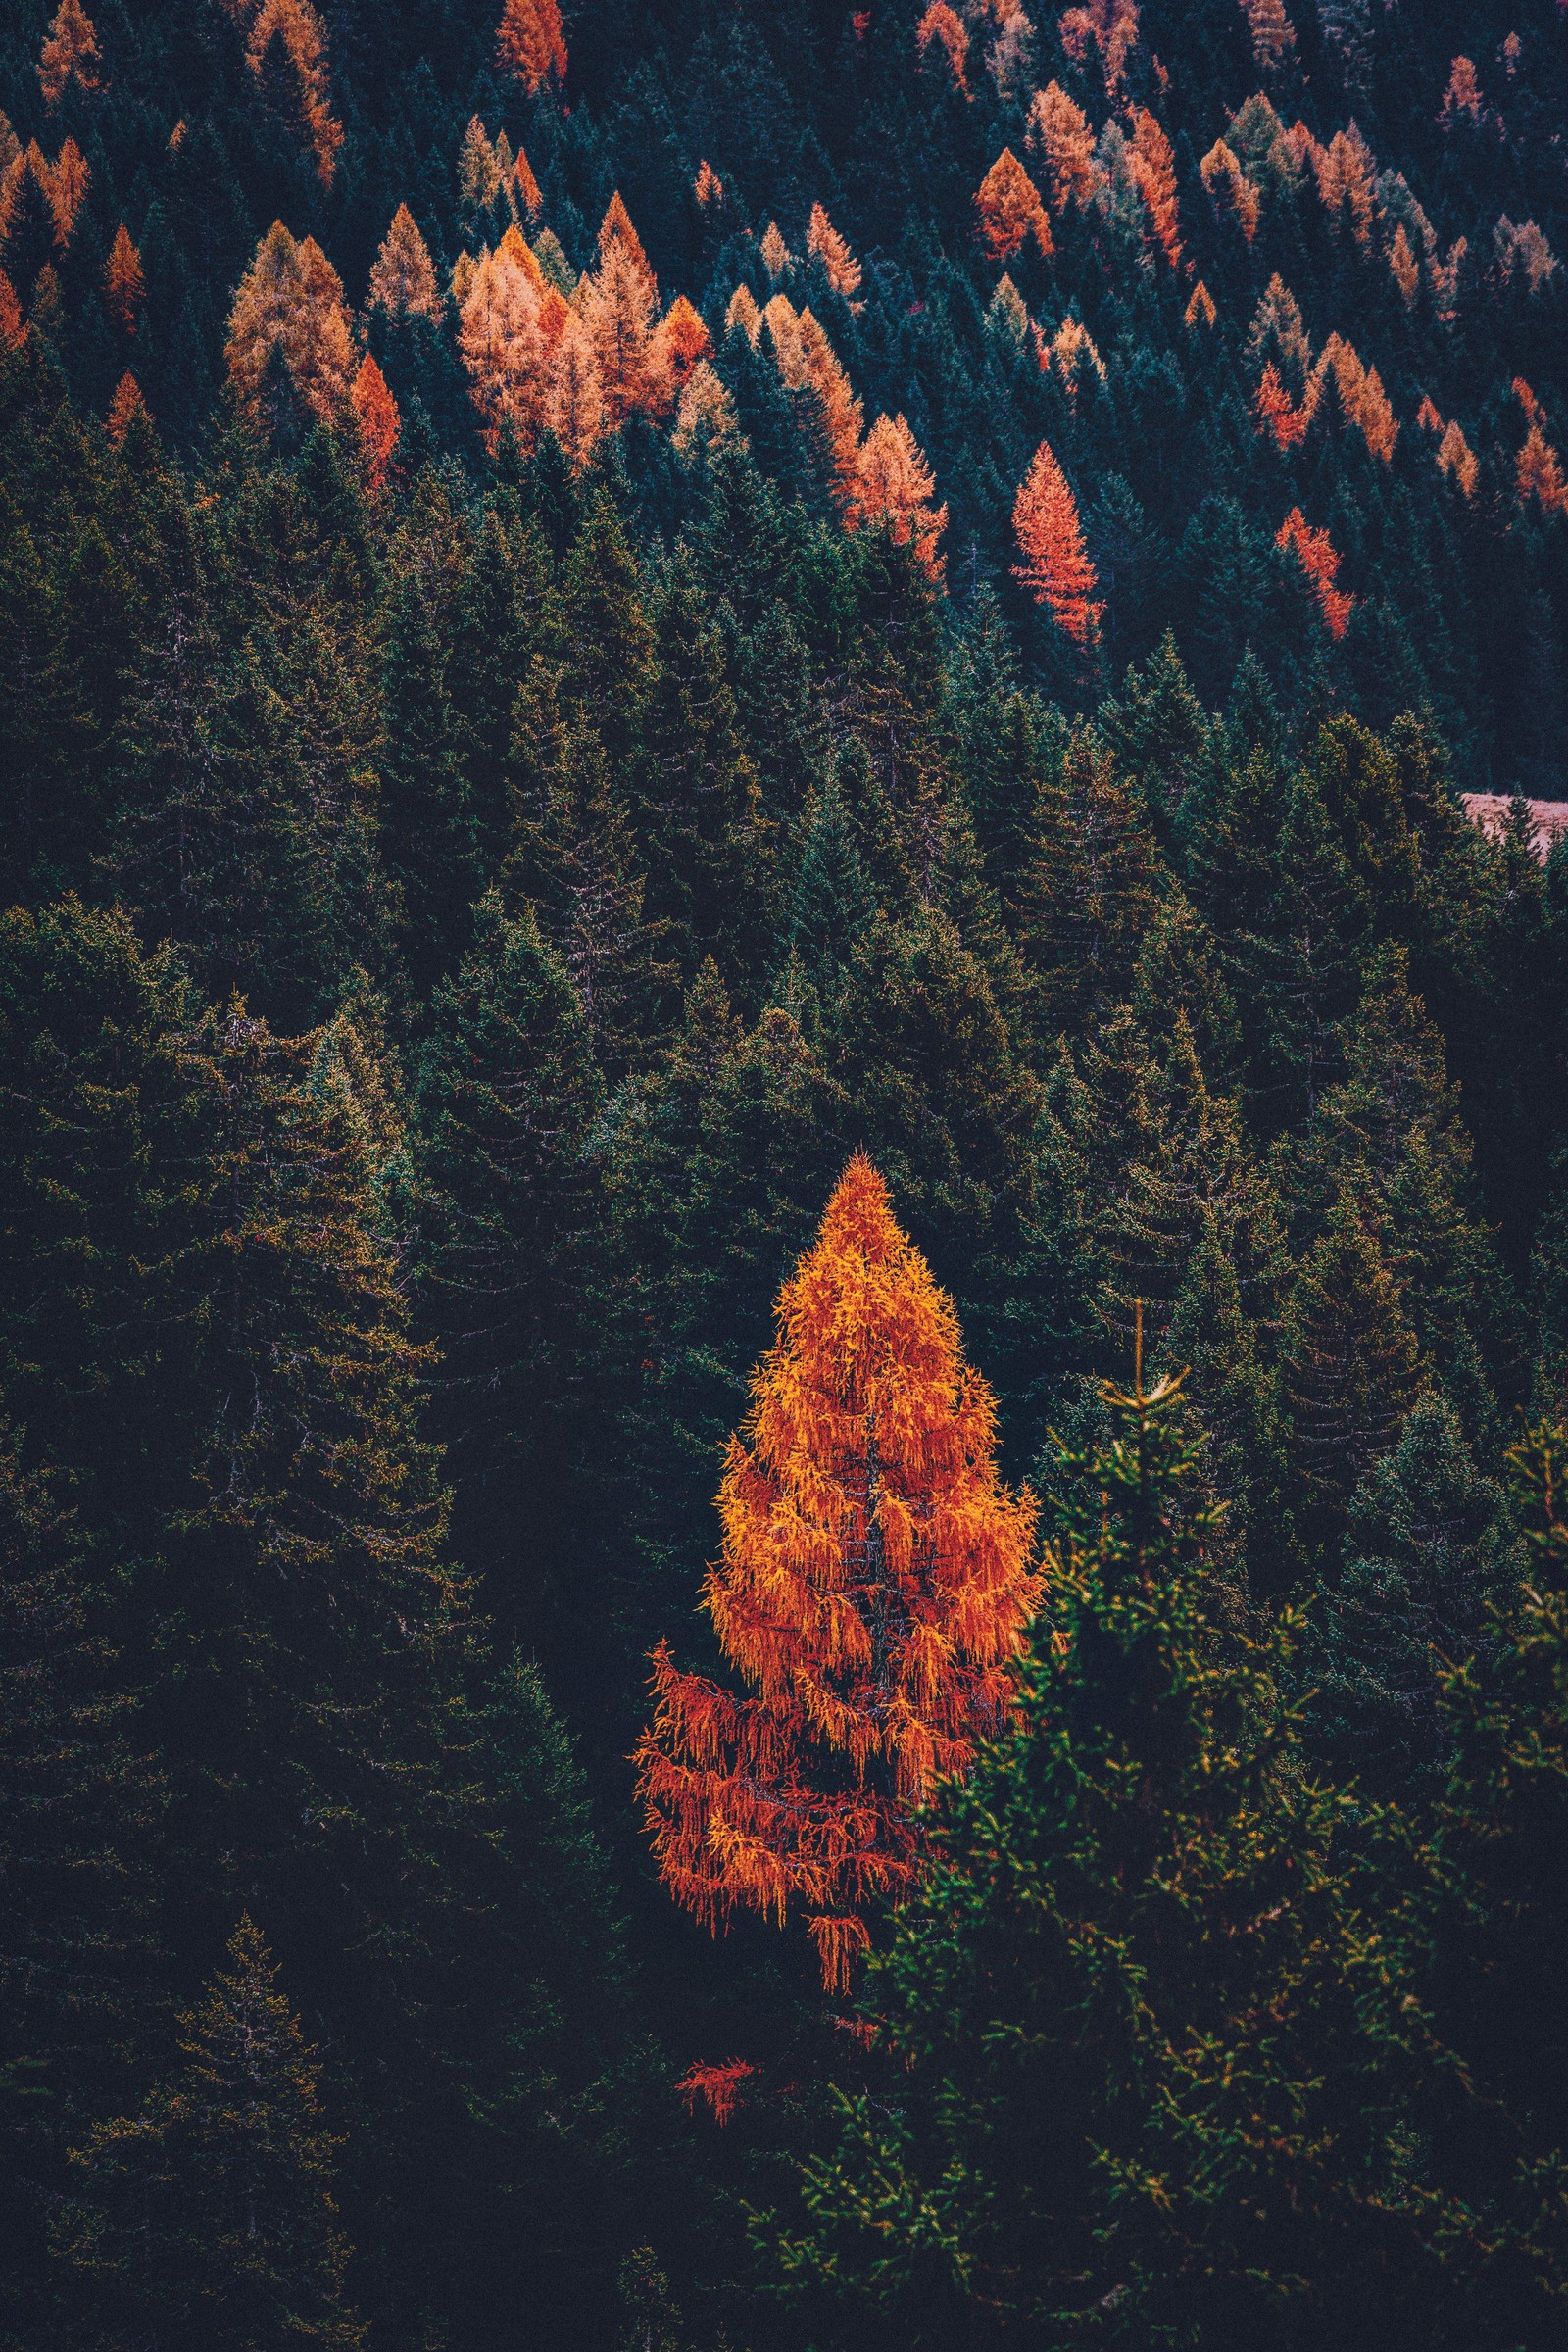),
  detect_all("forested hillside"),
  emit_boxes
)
[2,1,1568,2346]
